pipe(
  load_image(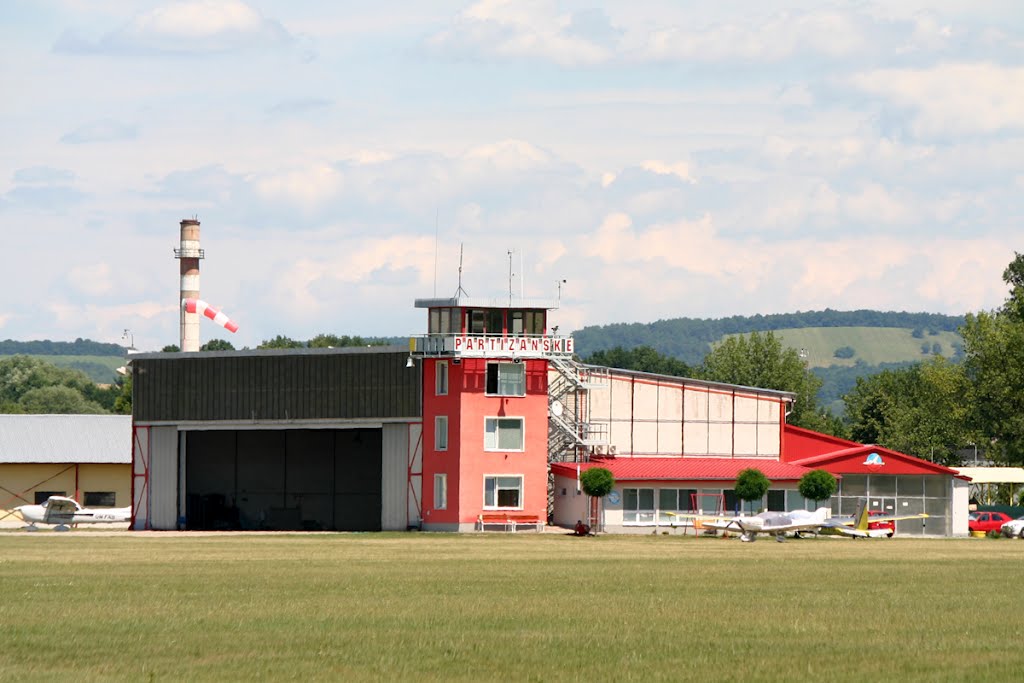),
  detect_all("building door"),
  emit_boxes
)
[868,497,896,516]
